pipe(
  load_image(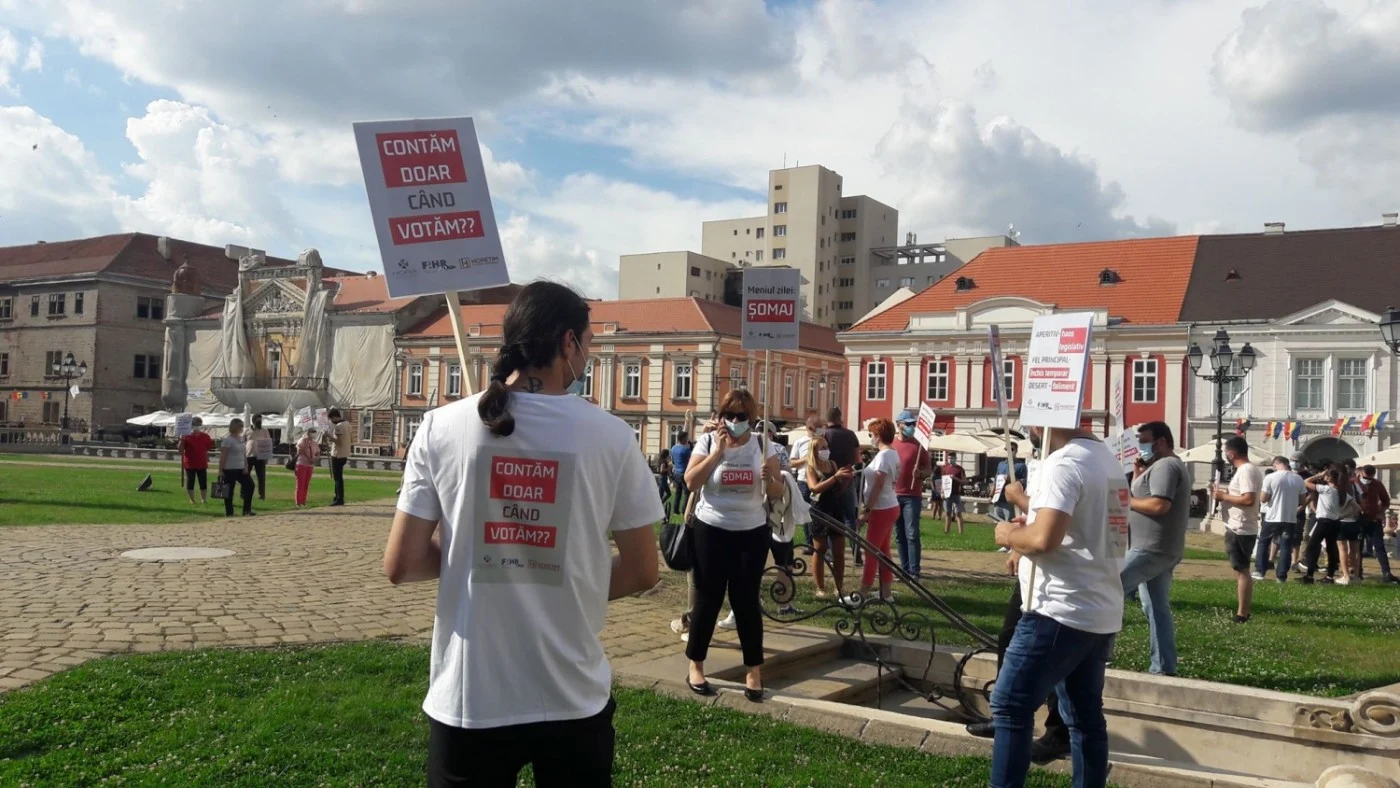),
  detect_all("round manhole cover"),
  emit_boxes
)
[121,547,237,561]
